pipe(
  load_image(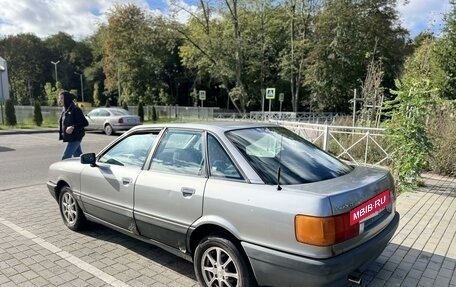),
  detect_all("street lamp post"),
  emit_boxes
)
[51,60,60,83]
[74,72,84,102]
